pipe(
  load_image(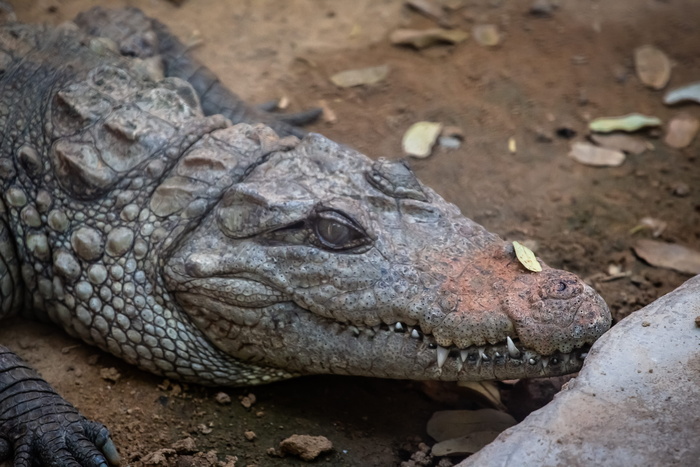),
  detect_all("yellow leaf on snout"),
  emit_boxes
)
[512,241,542,272]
